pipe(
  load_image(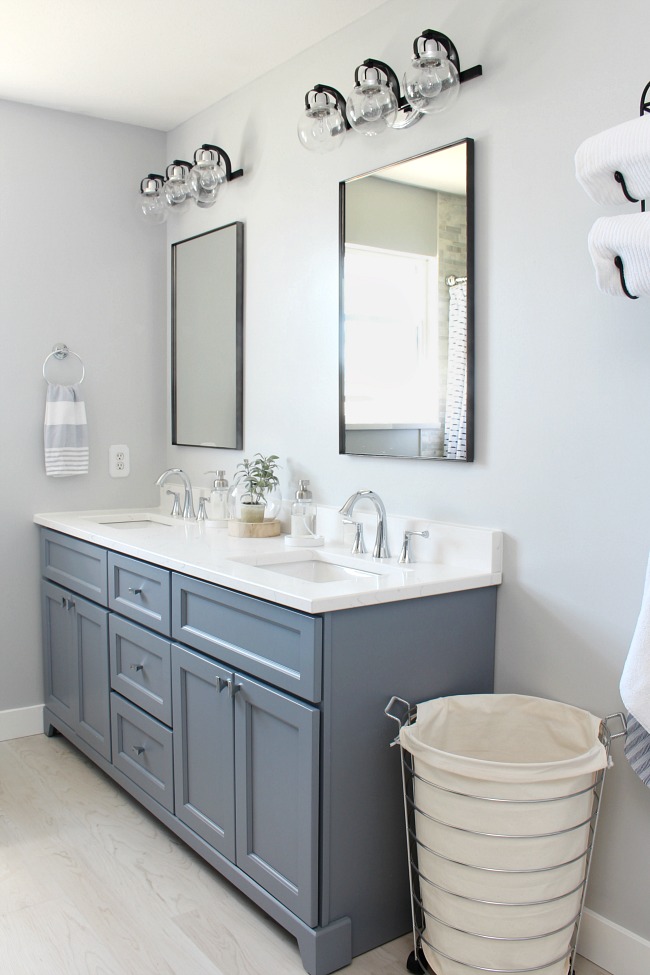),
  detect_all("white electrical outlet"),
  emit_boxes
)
[109,444,130,478]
